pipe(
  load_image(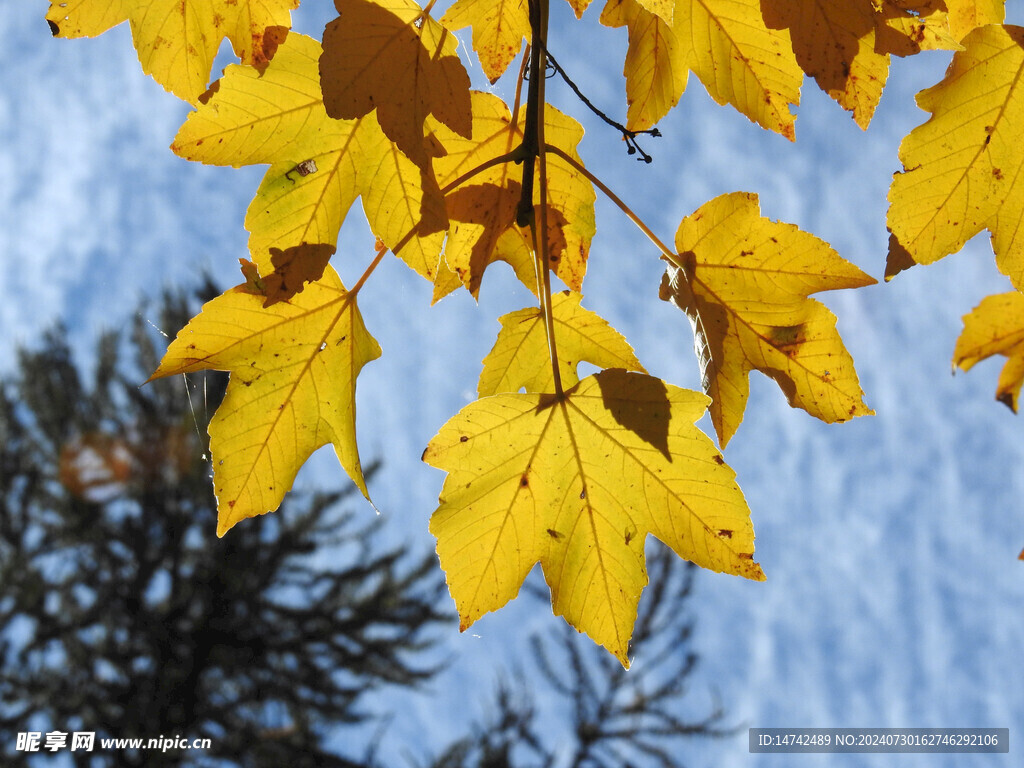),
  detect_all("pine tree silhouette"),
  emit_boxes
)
[0,287,447,767]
